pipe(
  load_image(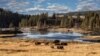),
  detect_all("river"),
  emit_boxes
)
[17,30,84,41]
